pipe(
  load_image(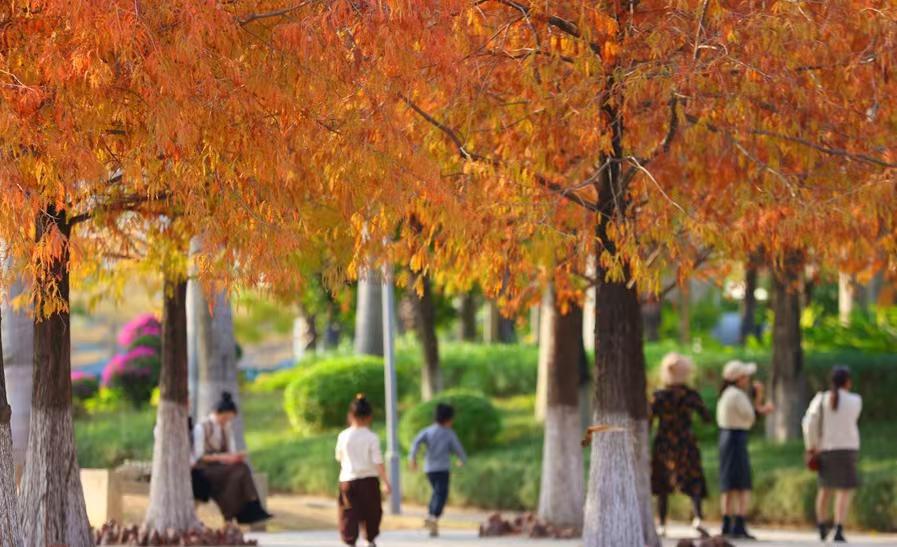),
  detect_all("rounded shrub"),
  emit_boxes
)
[118,313,162,348]
[284,355,392,433]
[399,390,501,452]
